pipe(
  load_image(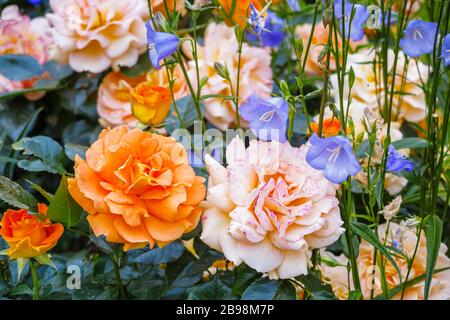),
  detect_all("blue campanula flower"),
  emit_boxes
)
[27,0,42,5]
[334,0,368,42]
[239,95,289,142]
[441,34,450,67]
[386,145,414,173]
[399,20,438,58]
[246,11,286,48]
[146,21,179,70]
[306,134,361,184]
[248,3,267,35]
